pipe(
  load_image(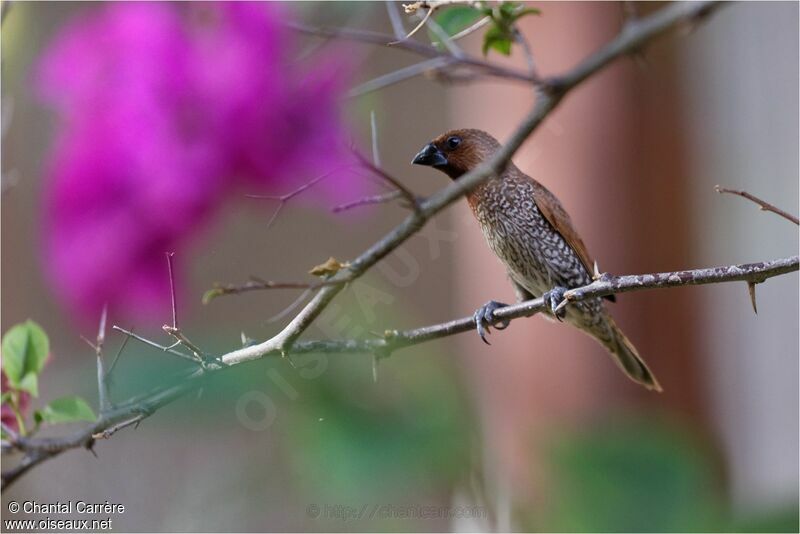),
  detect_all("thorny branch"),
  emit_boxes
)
[202,277,339,302]
[10,1,793,490]
[715,185,800,225]
[3,254,796,487]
